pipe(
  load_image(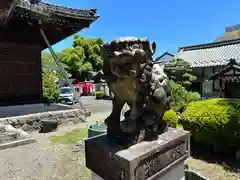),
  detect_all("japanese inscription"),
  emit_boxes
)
[134,141,188,179]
